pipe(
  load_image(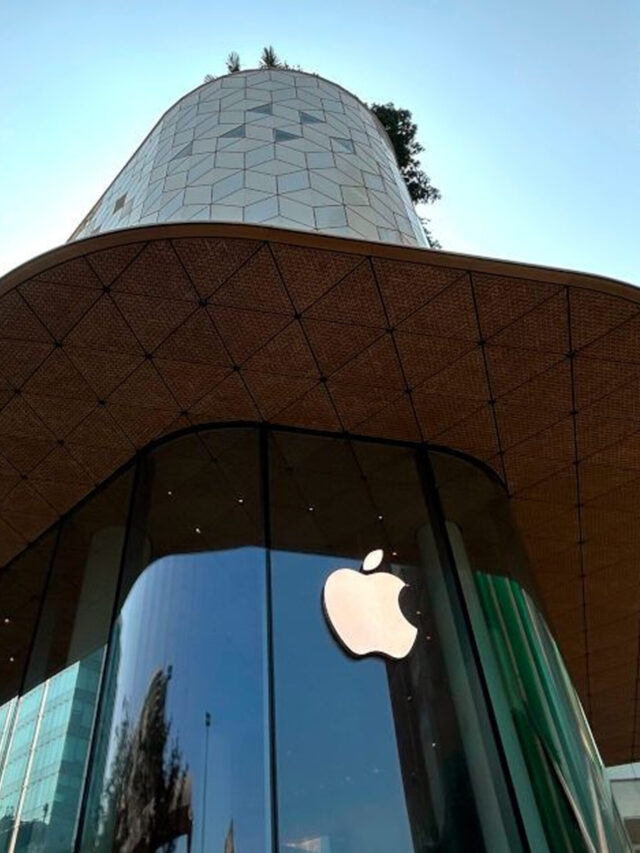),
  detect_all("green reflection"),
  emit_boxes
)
[0,649,102,853]
[476,572,631,853]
